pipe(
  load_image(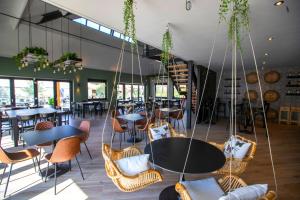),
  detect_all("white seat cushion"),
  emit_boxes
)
[114,154,150,176]
[219,184,268,200]
[224,136,251,159]
[181,177,225,200]
[149,124,171,140]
